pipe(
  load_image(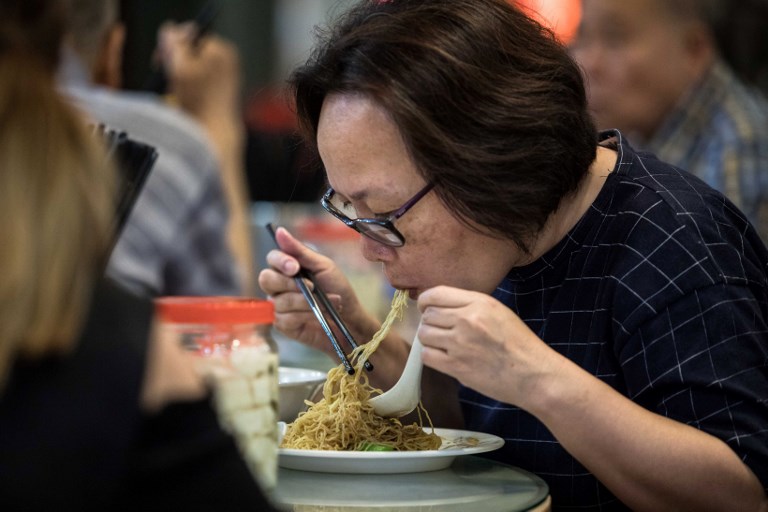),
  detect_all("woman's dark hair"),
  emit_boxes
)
[290,0,597,252]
